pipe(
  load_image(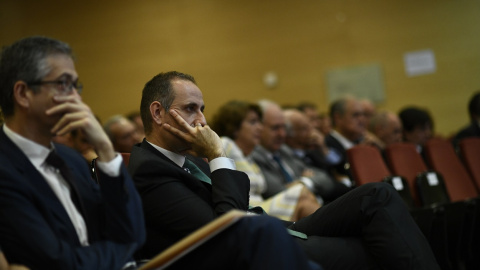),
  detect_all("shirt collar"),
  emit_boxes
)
[330,129,355,150]
[146,140,185,167]
[3,124,53,167]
